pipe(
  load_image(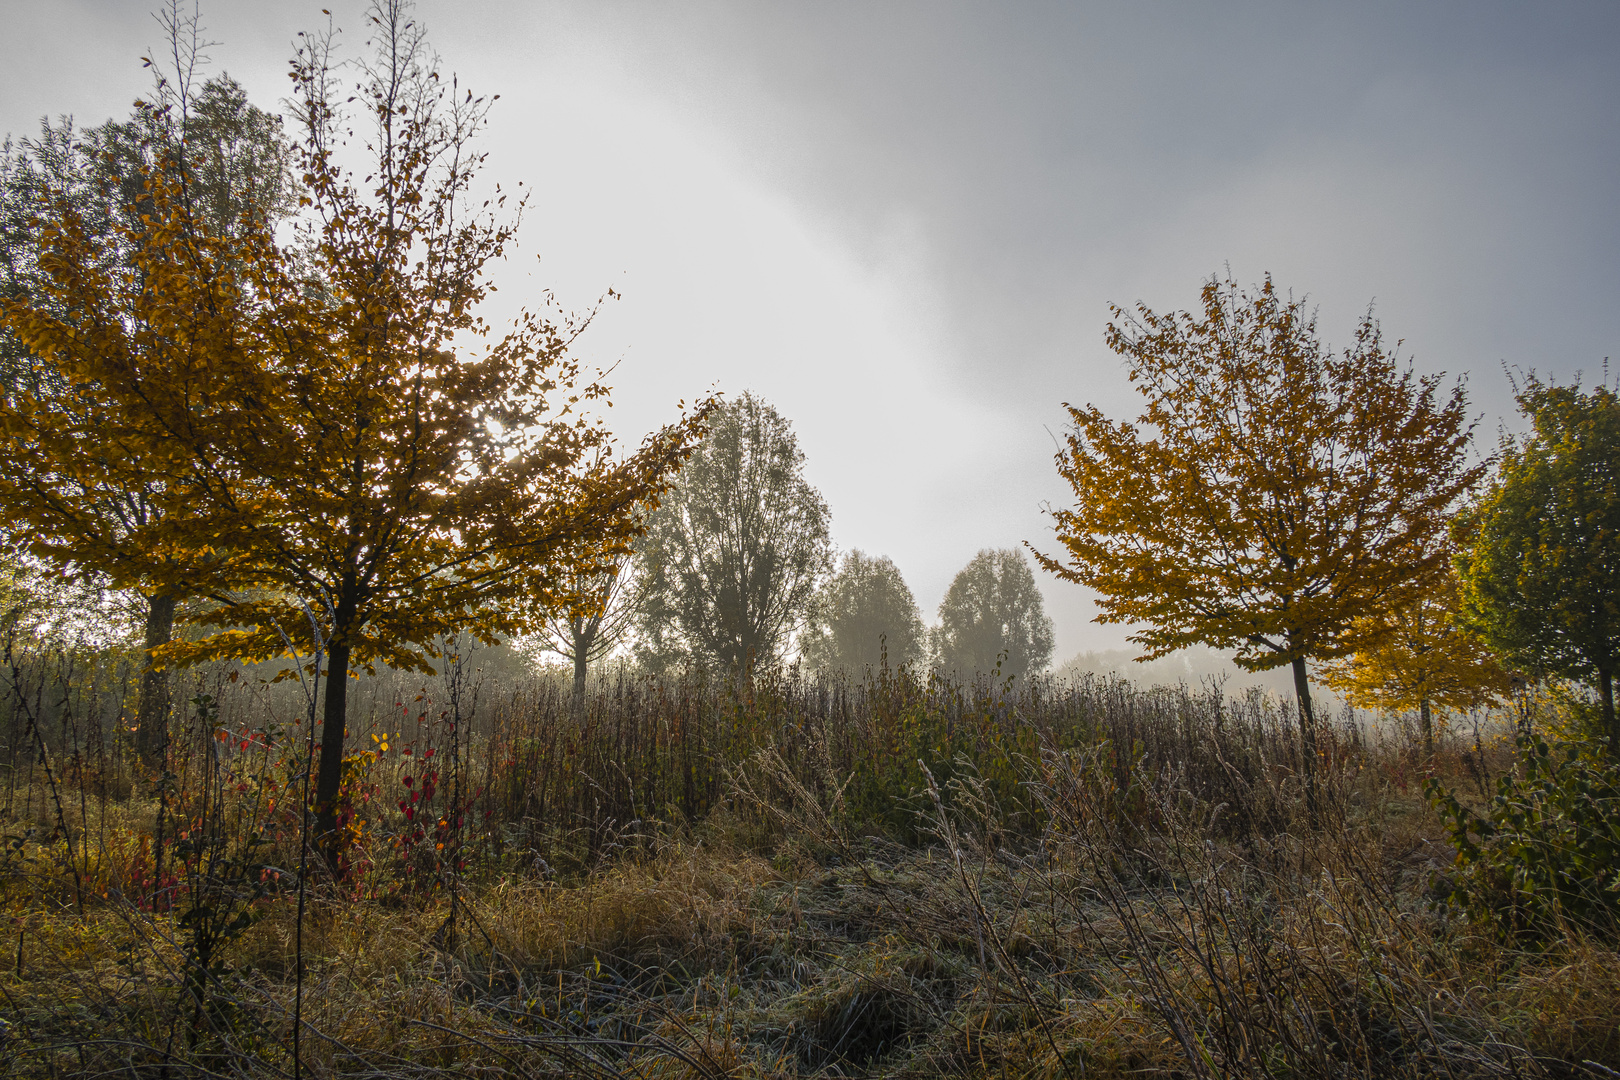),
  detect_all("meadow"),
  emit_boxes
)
[1,637,1615,1080]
